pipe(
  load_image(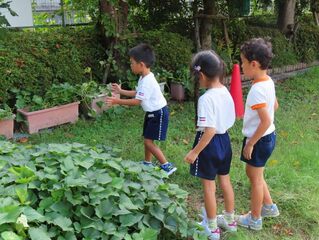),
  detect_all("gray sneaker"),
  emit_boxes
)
[197,220,221,240]
[261,204,280,217]
[237,212,262,231]
[217,212,237,232]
